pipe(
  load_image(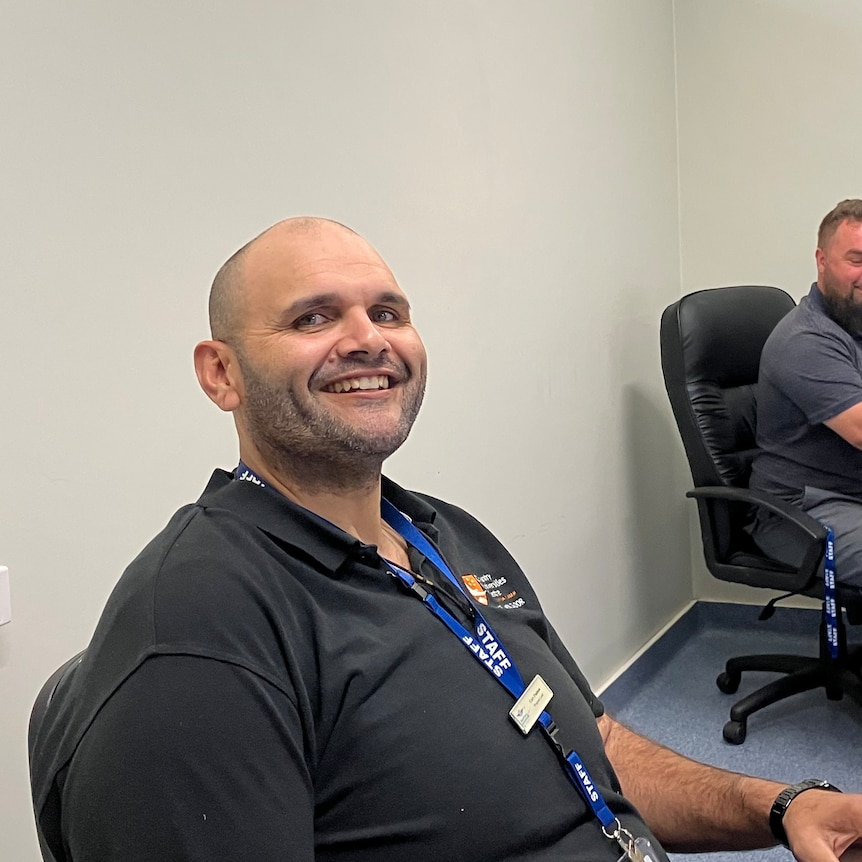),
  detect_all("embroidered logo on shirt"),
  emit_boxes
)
[470,573,525,609]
